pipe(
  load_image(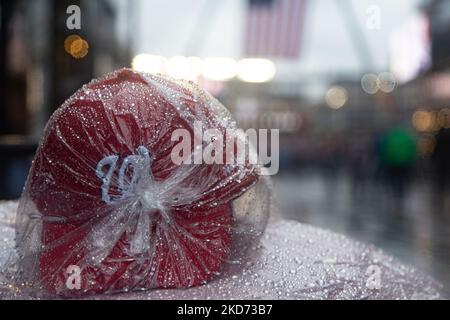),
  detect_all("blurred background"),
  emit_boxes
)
[1,0,449,295]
